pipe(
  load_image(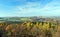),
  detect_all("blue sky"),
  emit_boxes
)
[0,0,60,17]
